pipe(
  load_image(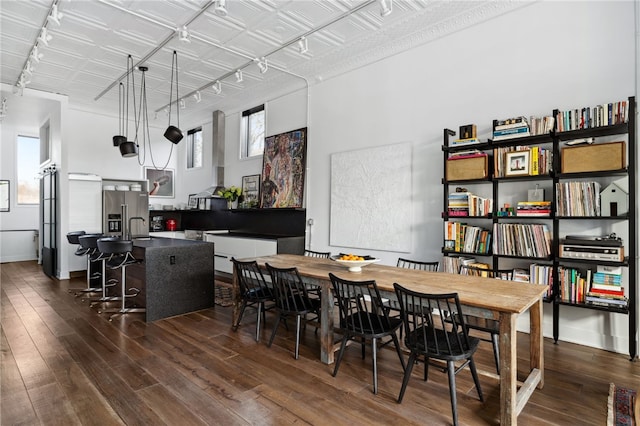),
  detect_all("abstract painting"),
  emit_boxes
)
[260,128,307,208]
